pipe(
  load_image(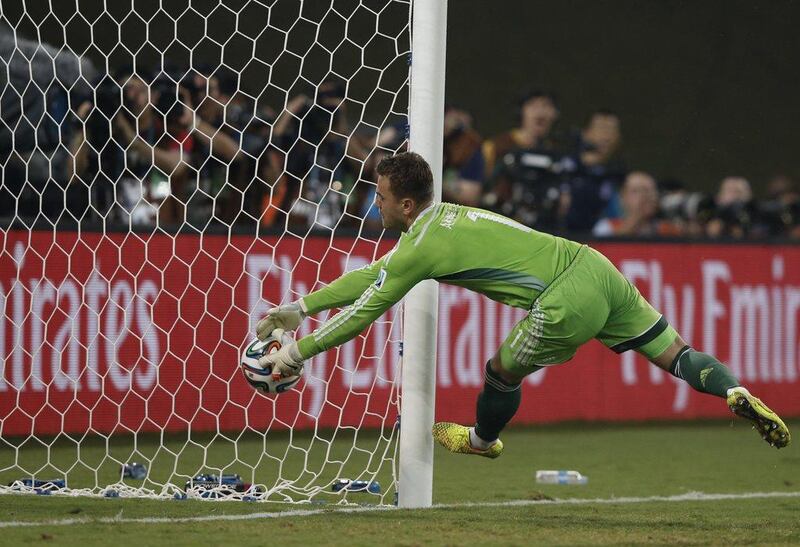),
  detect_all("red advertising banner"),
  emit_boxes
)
[1,230,798,437]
